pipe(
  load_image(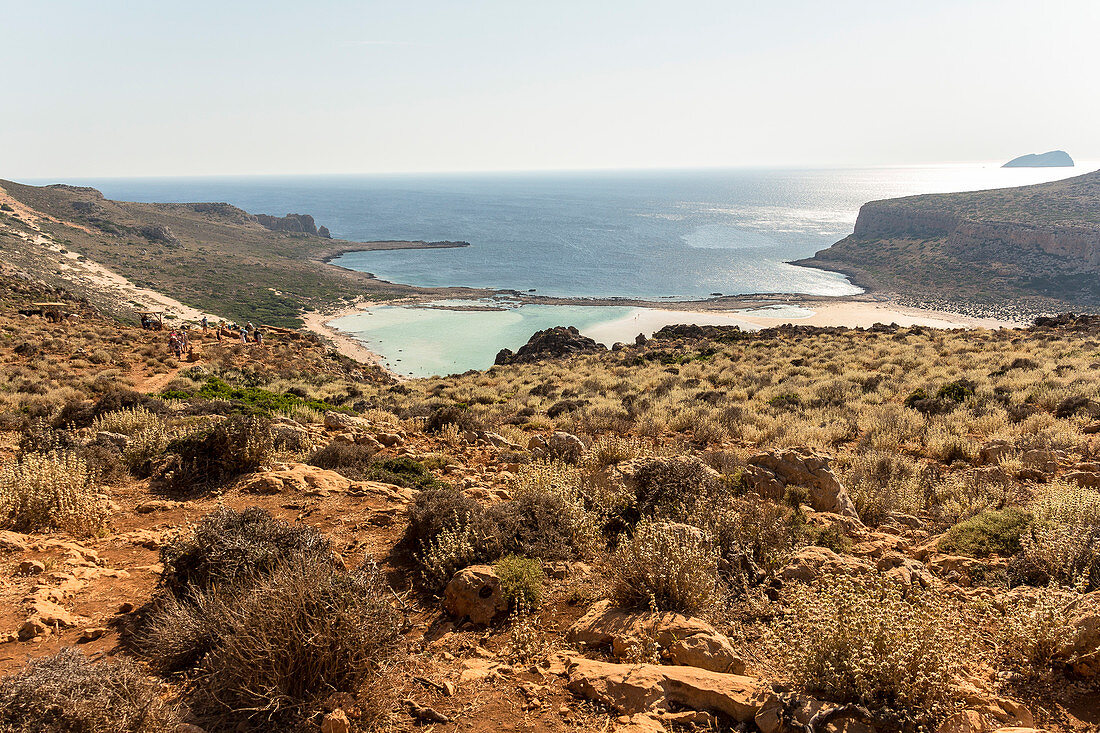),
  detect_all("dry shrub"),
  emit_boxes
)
[154,414,273,495]
[0,451,105,535]
[1012,481,1100,590]
[610,519,718,614]
[307,441,379,478]
[0,648,178,732]
[90,406,161,435]
[772,573,967,729]
[158,507,332,598]
[697,495,806,582]
[145,561,402,731]
[402,484,496,590]
[491,462,601,560]
[628,455,721,521]
[841,450,927,525]
[997,586,1076,675]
